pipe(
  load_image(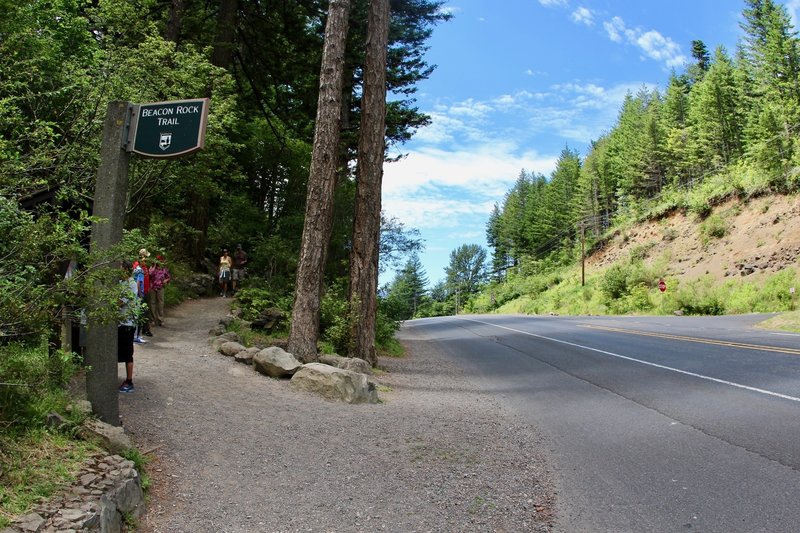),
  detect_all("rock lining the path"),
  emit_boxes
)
[210,317,379,403]
[3,453,144,533]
